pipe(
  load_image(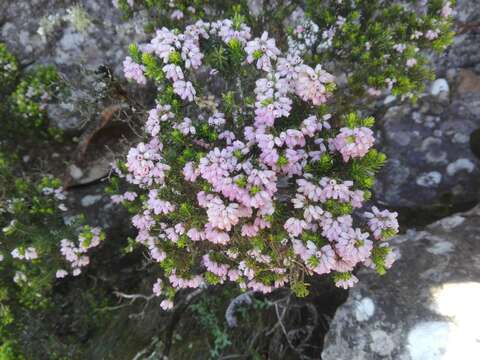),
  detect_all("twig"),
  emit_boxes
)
[114,291,155,302]
[225,291,253,328]
[266,294,290,336]
[275,302,297,352]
